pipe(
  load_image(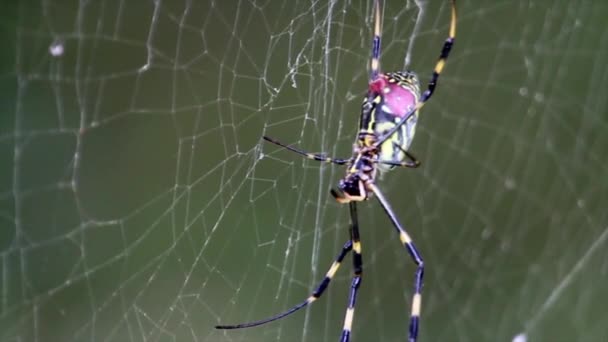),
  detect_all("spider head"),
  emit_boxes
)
[331,176,368,203]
